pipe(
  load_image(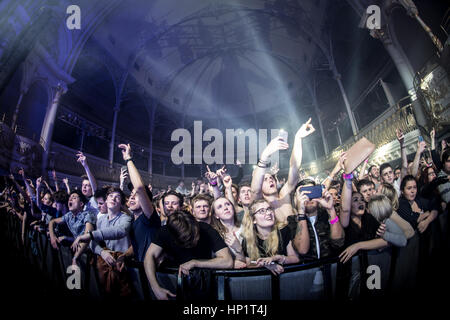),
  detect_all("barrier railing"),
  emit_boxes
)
[2,206,448,301]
